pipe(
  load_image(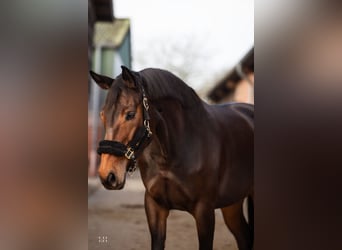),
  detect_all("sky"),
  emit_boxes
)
[114,0,254,90]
